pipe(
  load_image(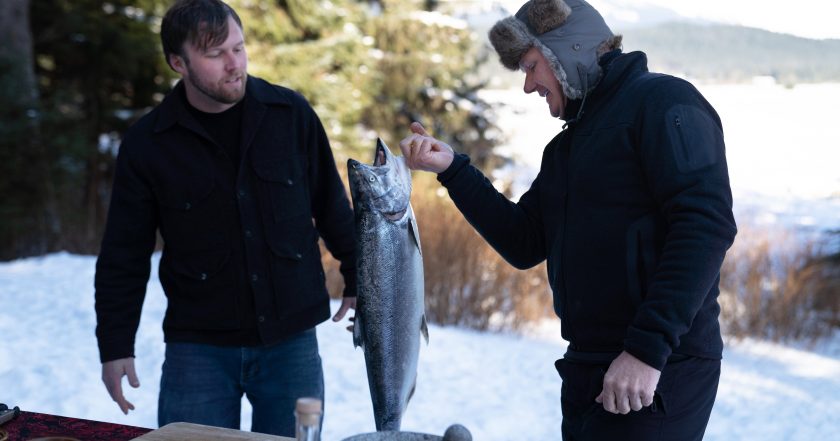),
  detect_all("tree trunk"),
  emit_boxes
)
[0,0,60,259]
